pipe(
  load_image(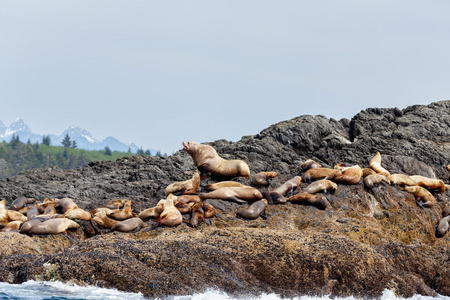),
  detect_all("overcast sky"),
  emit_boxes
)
[1,1,449,153]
